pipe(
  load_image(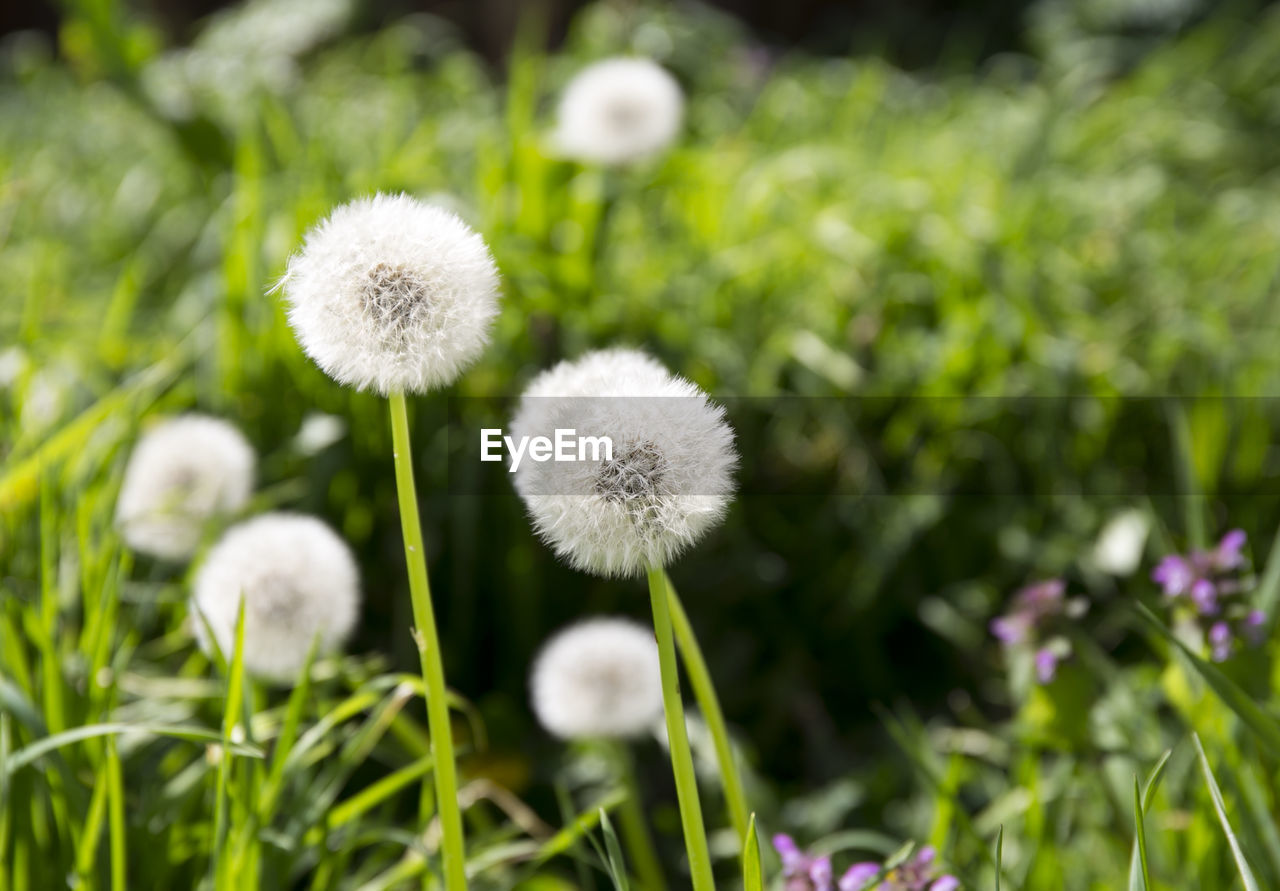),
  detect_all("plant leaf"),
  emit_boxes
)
[1135,604,1280,756]
[1193,733,1261,891]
